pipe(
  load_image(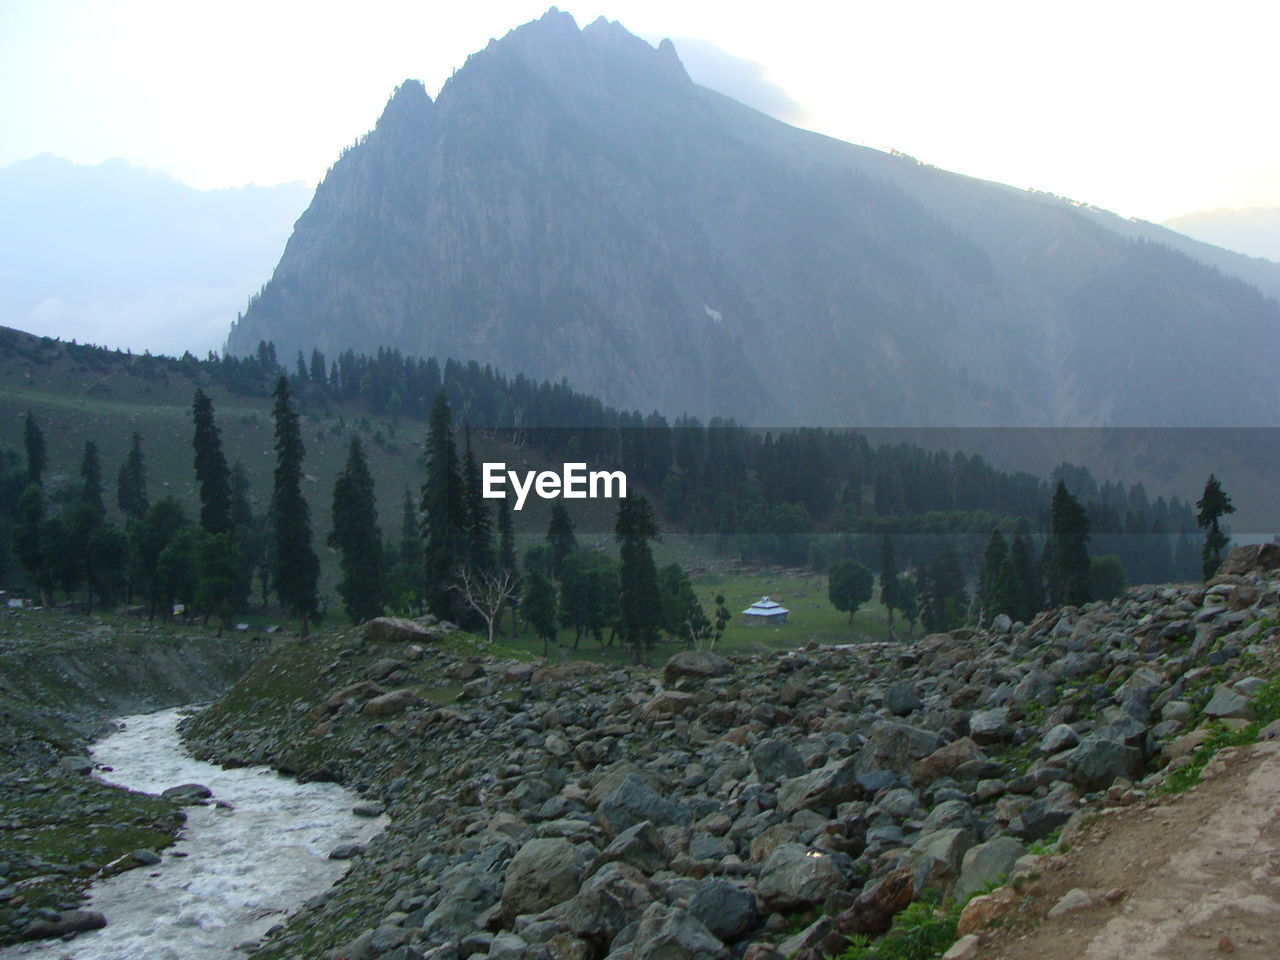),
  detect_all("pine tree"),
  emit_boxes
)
[1008,521,1043,623]
[977,528,1007,620]
[23,412,46,488]
[192,389,233,535]
[329,436,385,623]
[879,534,900,637]
[117,432,149,521]
[14,485,49,603]
[388,489,424,613]
[546,502,577,577]
[496,495,516,575]
[268,376,319,635]
[230,462,264,608]
[420,394,467,620]
[79,441,105,516]
[615,495,661,662]
[461,428,493,572]
[1195,474,1235,579]
[522,569,558,657]
[1047,481,1091,606]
